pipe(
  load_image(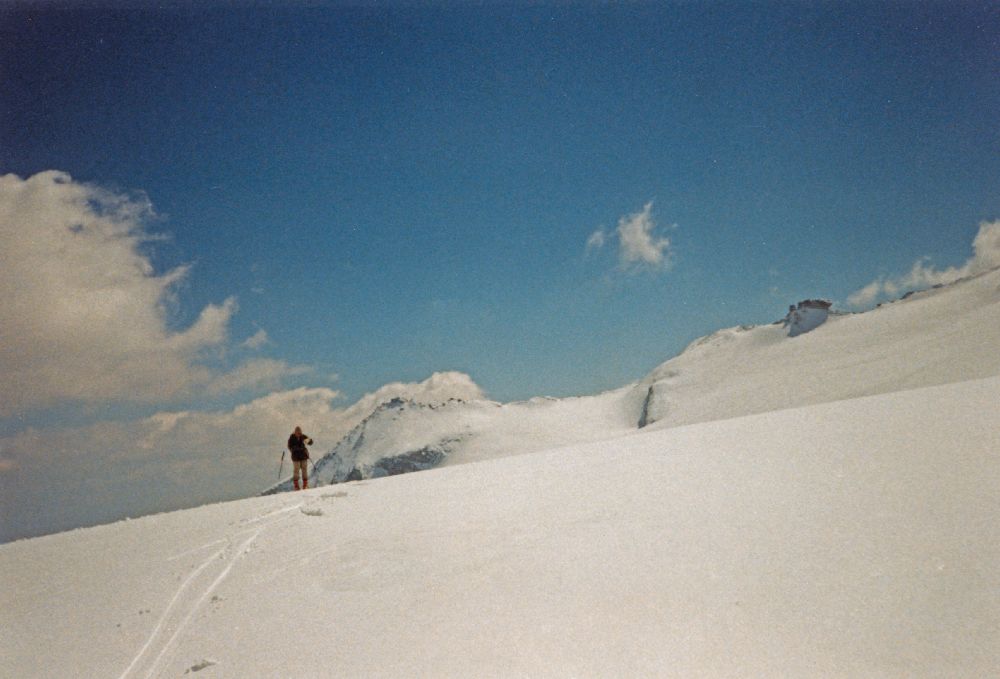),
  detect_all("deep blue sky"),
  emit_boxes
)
[3,1,999,407]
